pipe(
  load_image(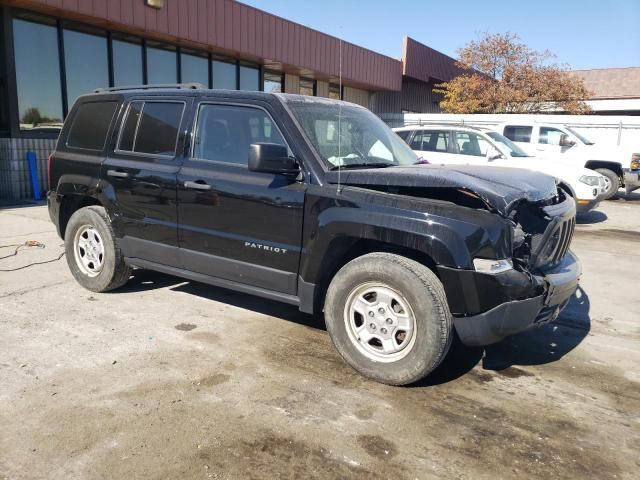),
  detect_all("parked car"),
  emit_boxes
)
[394,124,606,213]
[496,121,640,198]
[48,86,580,385]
